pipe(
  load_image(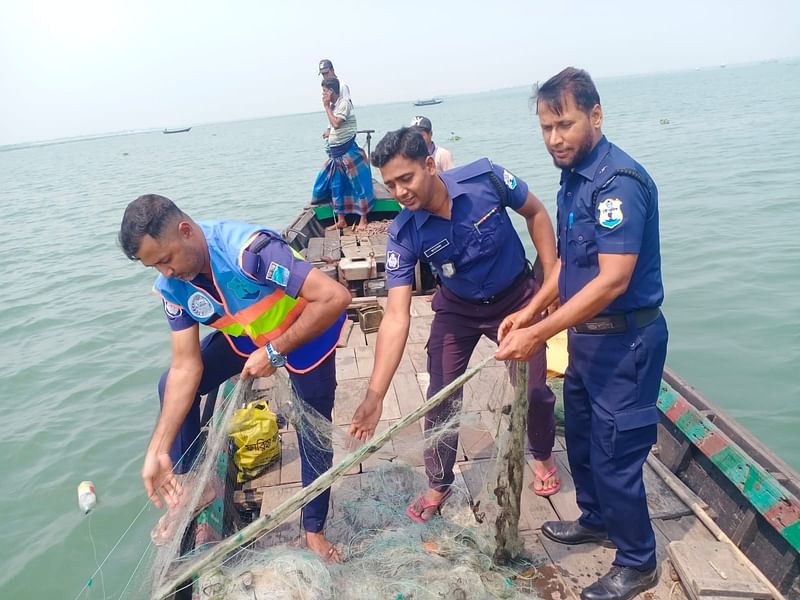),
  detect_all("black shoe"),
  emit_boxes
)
[580,565,659,600]
[541,520,609,545]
